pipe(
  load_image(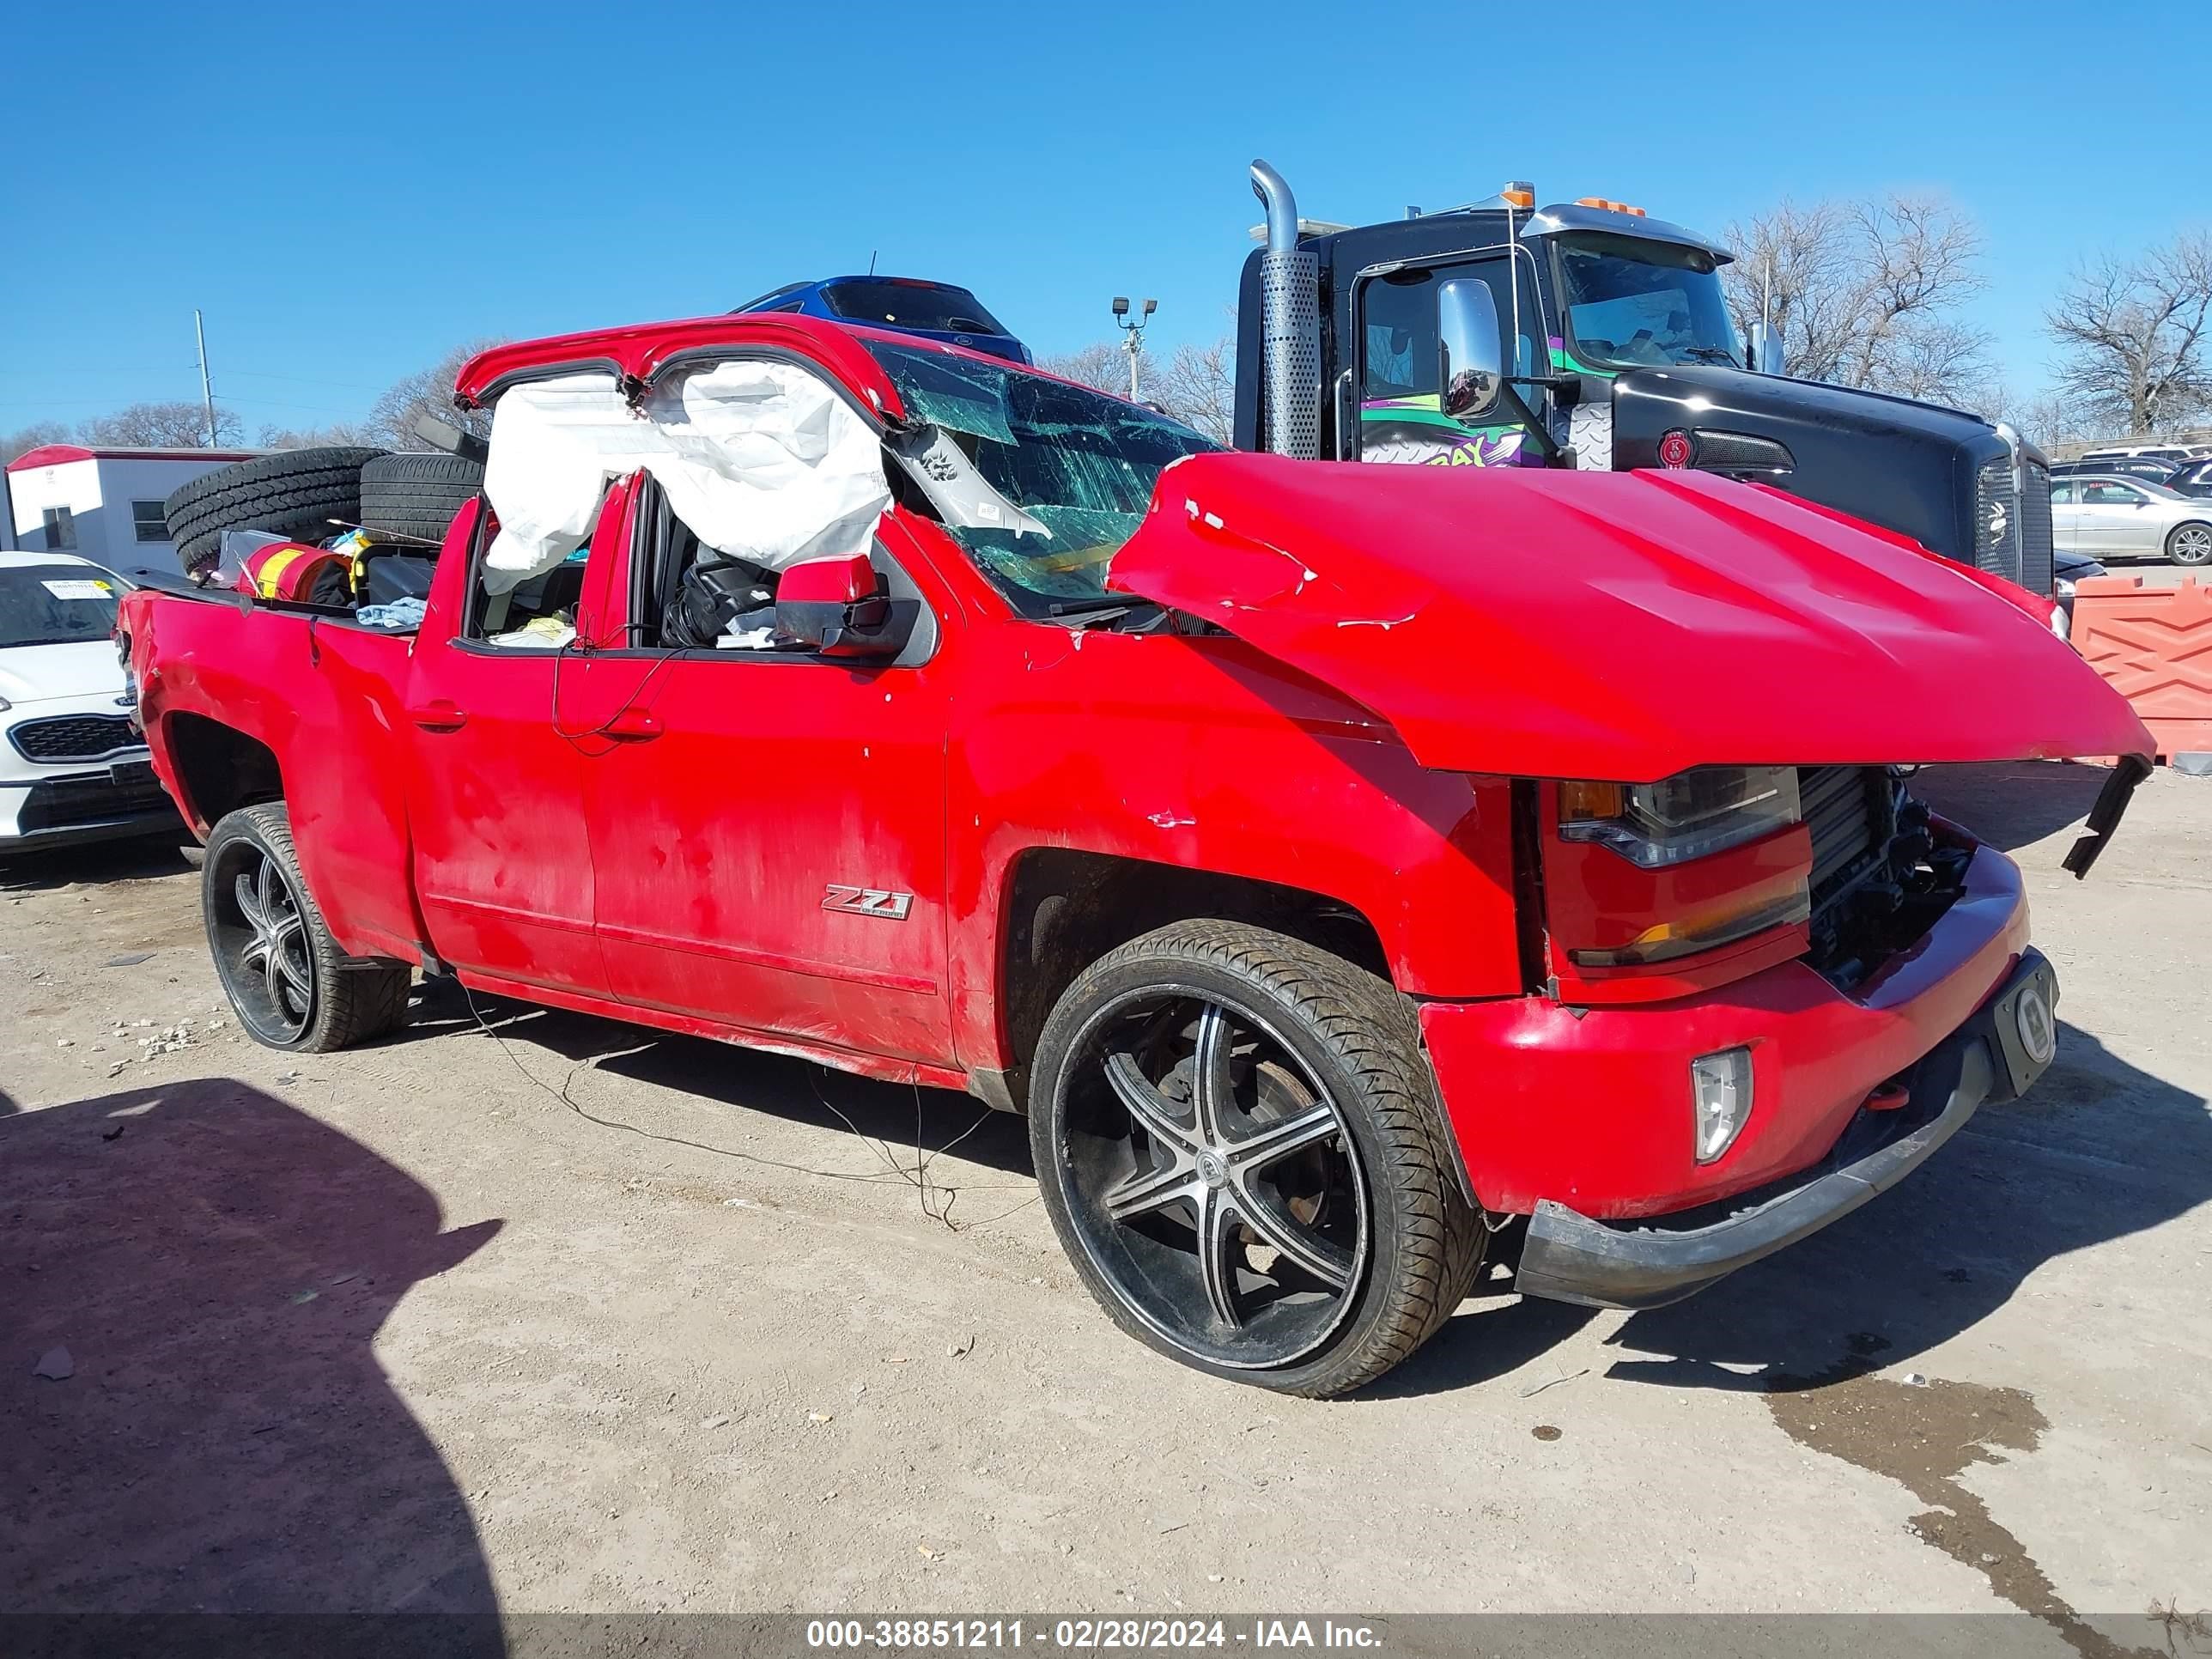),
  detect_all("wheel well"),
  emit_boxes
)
[994,849,1390,1109]
[166,714,282,827]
